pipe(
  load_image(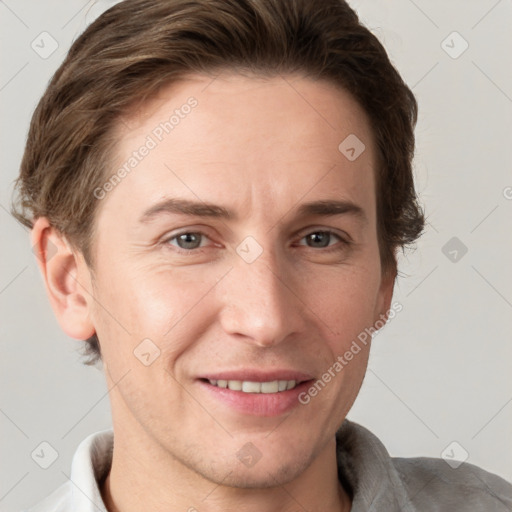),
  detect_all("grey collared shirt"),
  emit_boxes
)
[24,420,512,511]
